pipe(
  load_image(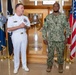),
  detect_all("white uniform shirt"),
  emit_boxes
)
[7,13,30,33]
